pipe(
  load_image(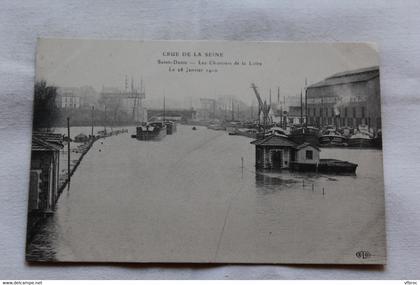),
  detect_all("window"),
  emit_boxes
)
[353,107,356,118]
[306,150,313,160]
[320,108,323,118]
[361,106,365,118]
[344,107,348,117]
